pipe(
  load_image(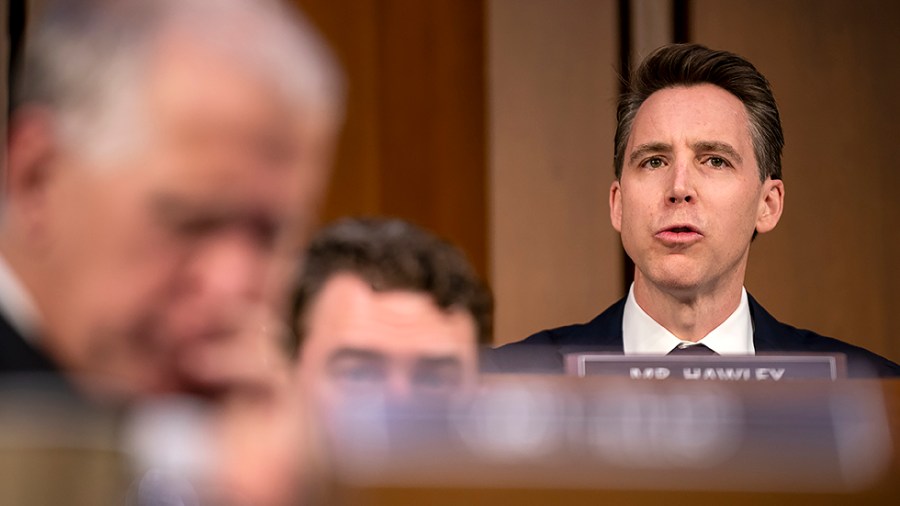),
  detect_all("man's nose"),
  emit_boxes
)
[193,232,267,305]
[666,158,695,204]
[385,372,414,404]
